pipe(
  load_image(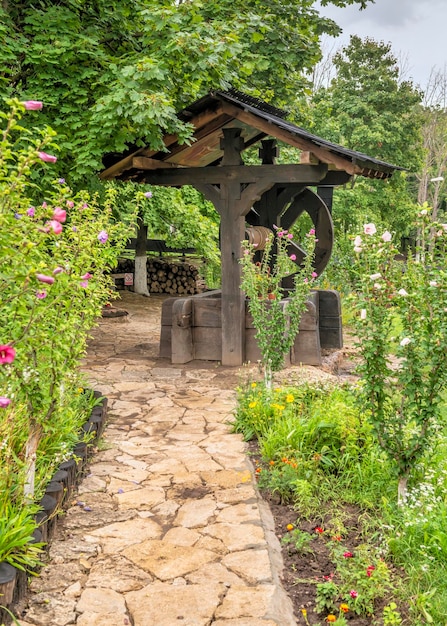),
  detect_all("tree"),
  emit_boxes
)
[305,36,423,244]
[1,0,373,183]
